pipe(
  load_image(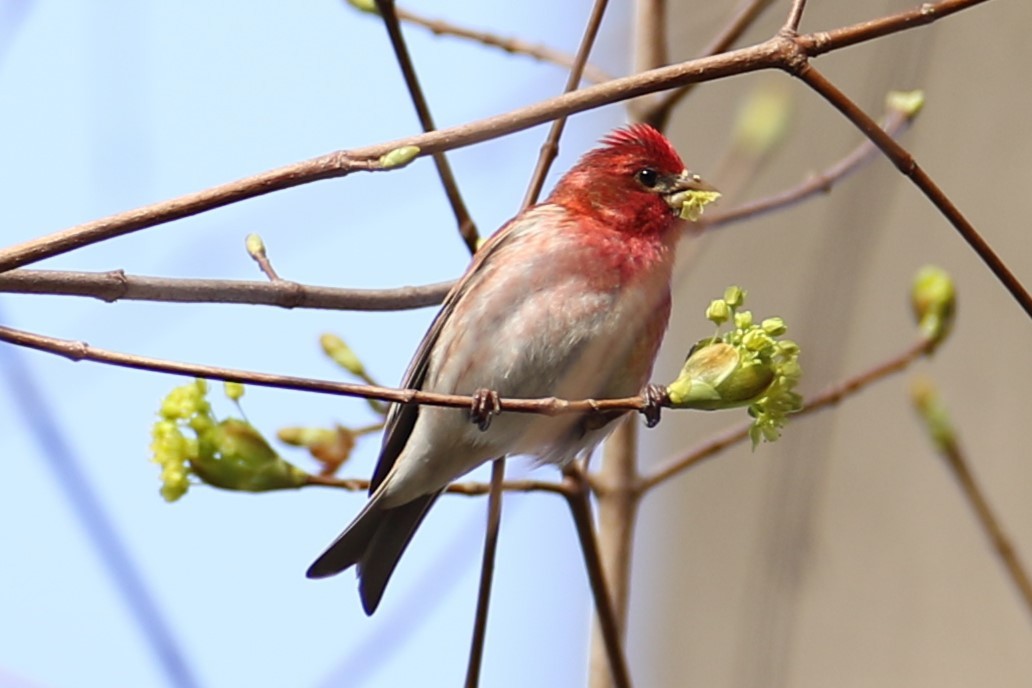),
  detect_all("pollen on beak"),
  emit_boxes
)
[663,171,721,221]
